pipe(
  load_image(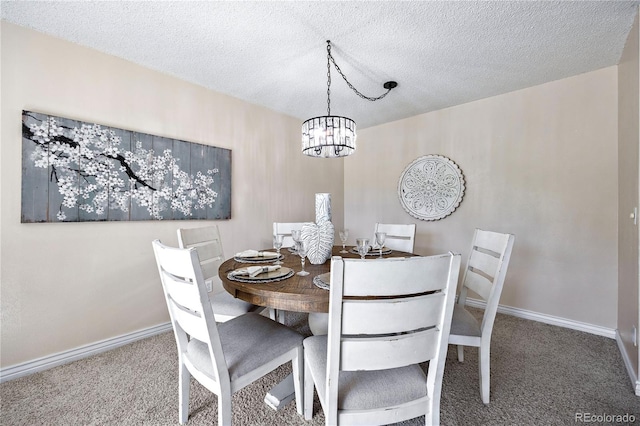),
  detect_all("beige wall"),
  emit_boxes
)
[0,22,344,367]
[0,19,624,370]
[618,10,640,383]
[346,67,618,328]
